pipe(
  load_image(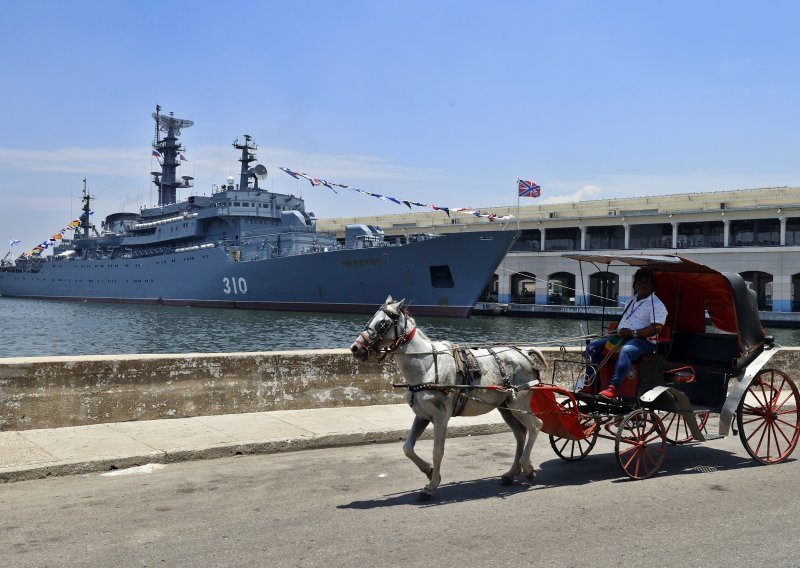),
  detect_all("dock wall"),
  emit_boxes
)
[1,348,799,431]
